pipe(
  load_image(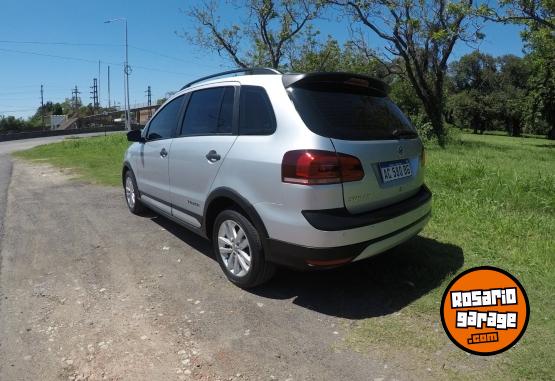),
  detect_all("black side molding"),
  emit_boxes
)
[302,185,432,231]
[140,191,203,225]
